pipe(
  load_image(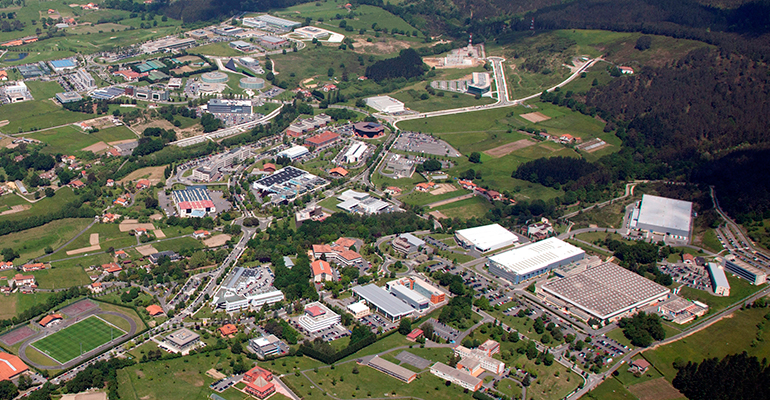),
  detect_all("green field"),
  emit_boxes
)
[31,265,91,289]
[433,195,492,219]
[27,125,137,154]
[0,218,92,264]
[0,188,77,223]
[54,223,135,257]
[677,273,761,314]
[0,291,55,320]
[190,41,243,58]
[273,1,420,36]
[391,88,495,112]
[31,316,126,364]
